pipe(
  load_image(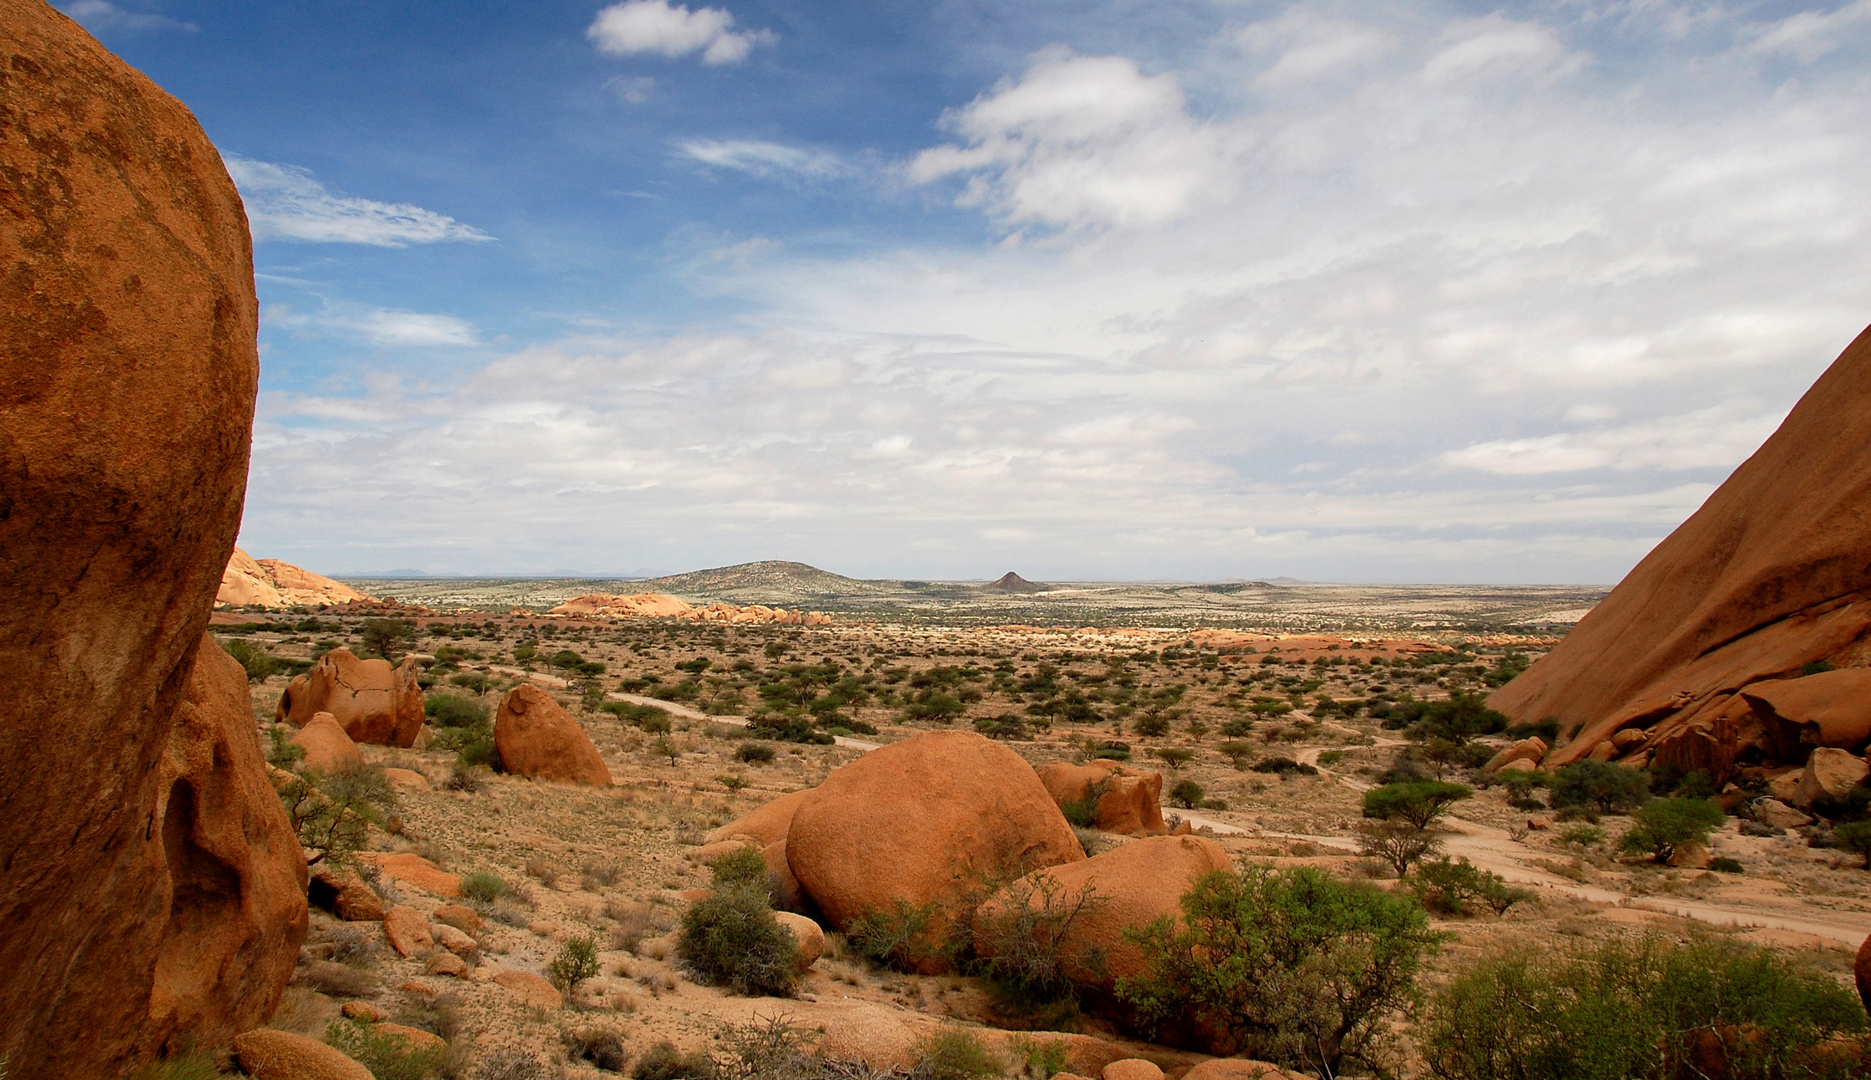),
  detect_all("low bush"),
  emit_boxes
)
[460,870,508,904]
[1550,760,1649,815]
[1418,934,1867,1080]
[1363,780,1473,829]
[913,1029,1004,1080]
[632,1042,717,1080]
[677,884,800,996]
[424,694,488,729]
[549,933,600,995]
[1251,756,1317,776]
[1411,857,1535,916]
[845,899,946,971]
[561,1027,629,1072]
[1830,819,1871,869]
[1618,797,1724,863]
[1118,864,1440,1075]
[1168,779,1206,809]
[734,742,777,764]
